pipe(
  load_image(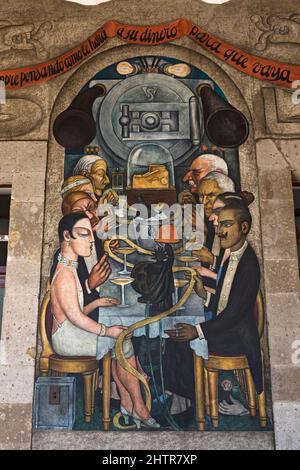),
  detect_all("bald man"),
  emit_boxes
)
[182,153,228,195]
